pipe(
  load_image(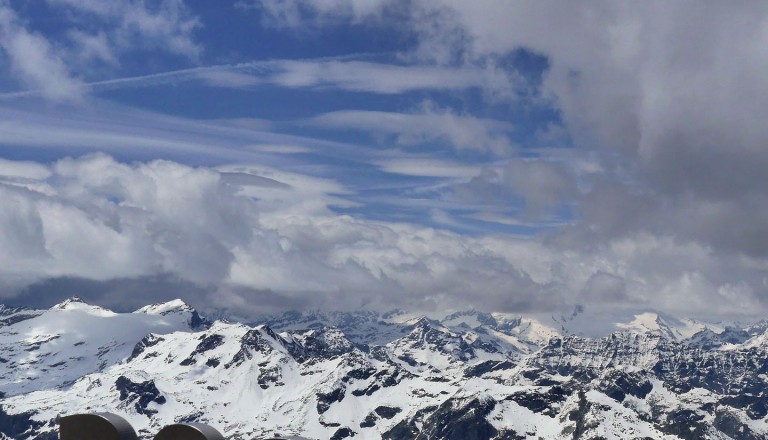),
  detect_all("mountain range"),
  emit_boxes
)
[1,298,767,439]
